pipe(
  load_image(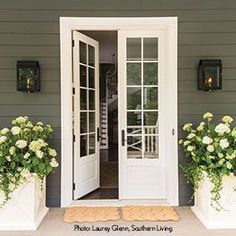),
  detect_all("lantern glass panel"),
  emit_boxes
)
[204,66,220,89]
